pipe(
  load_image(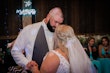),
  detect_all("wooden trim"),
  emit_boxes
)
[0,35,17,40]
